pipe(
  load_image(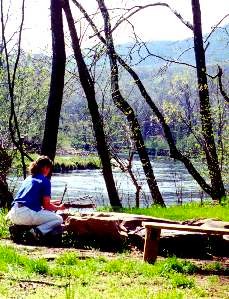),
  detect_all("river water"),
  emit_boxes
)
[49,158,206,207]
[8,158,206,207]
